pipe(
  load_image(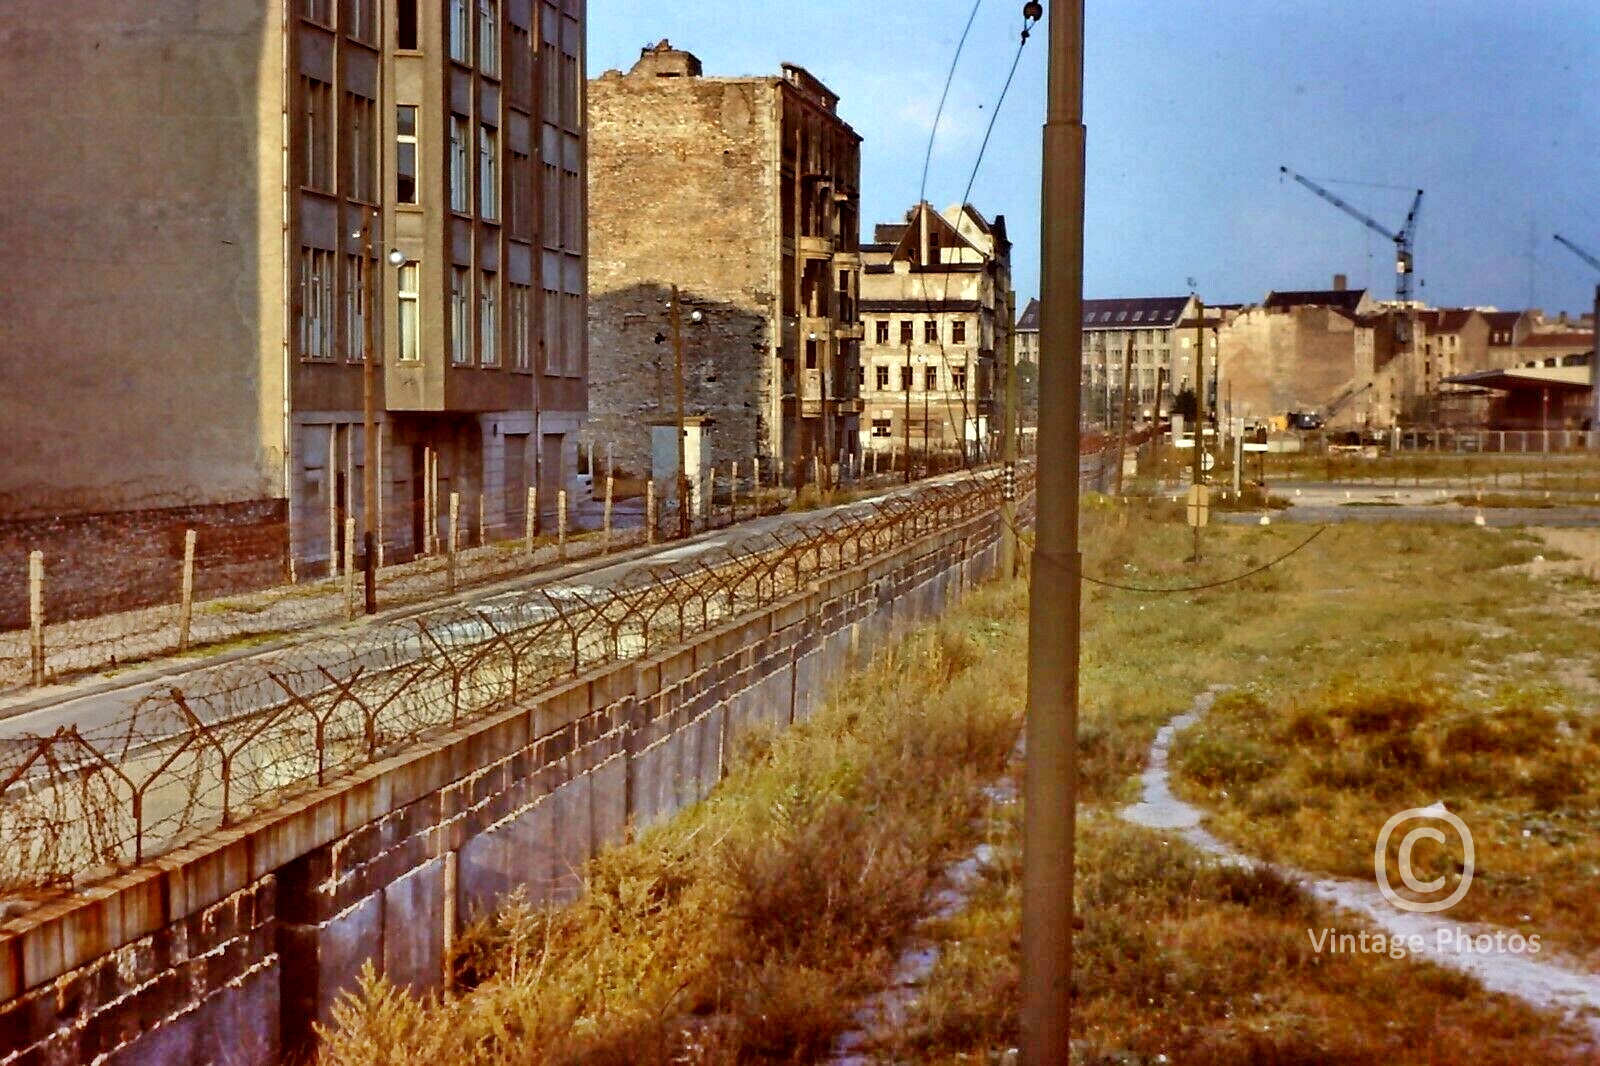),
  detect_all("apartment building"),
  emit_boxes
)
[857,203,1012,458]
[0,0,586,621]
[587,41,862,486]
[1080,296,1198,424]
